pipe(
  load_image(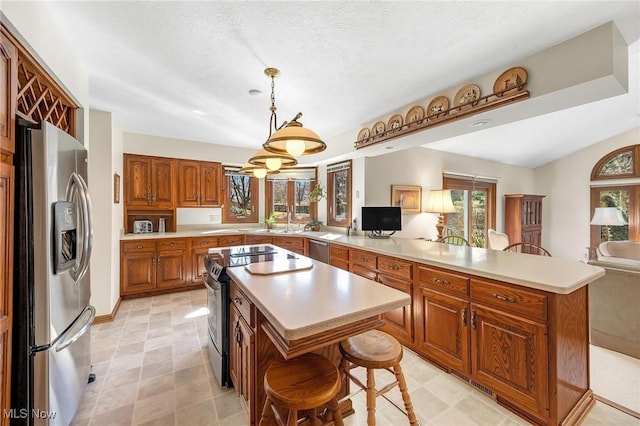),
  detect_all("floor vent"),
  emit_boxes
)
[450,370,469,382]
[471,380,494,397]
